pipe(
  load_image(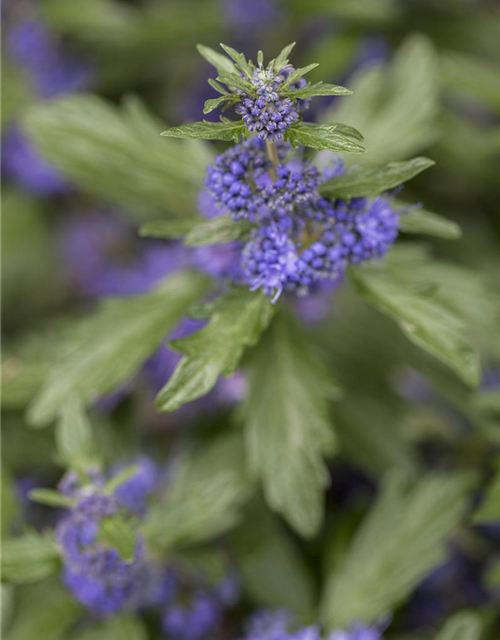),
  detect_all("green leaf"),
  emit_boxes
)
[185,216,254,246]
[72,616,147,640]
[29,271,211,426]
[28,489,74,509]
[350,264,480,387]
[97,515,137,563]
[441,50,500,113]
[231,507,316,616]
[273,42,296,73]
[398,205,462,240]
[242,313,339,537]
[203,94,239,114]
[156,290,275,413]
[216,73,253,93]
[319,157,435,199]
[281,63,320,89]
[322,35,439,165]
[144,434,253,549]
[2,532,60,585]
[320,473,473,628]
[332,122,364,142]
[219,43,252,77]
[24,96,212,220]
[139,218,201,239]
[287,123,365,154]
[4,577,81,640]
[196,43,237,76]
[473,469,500,523]
[103,465,140,495]
[284,81,352,99]
[207,78,230,95]
[162,120,246,142]
[434,613,483,640]
[56,395,97,469]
